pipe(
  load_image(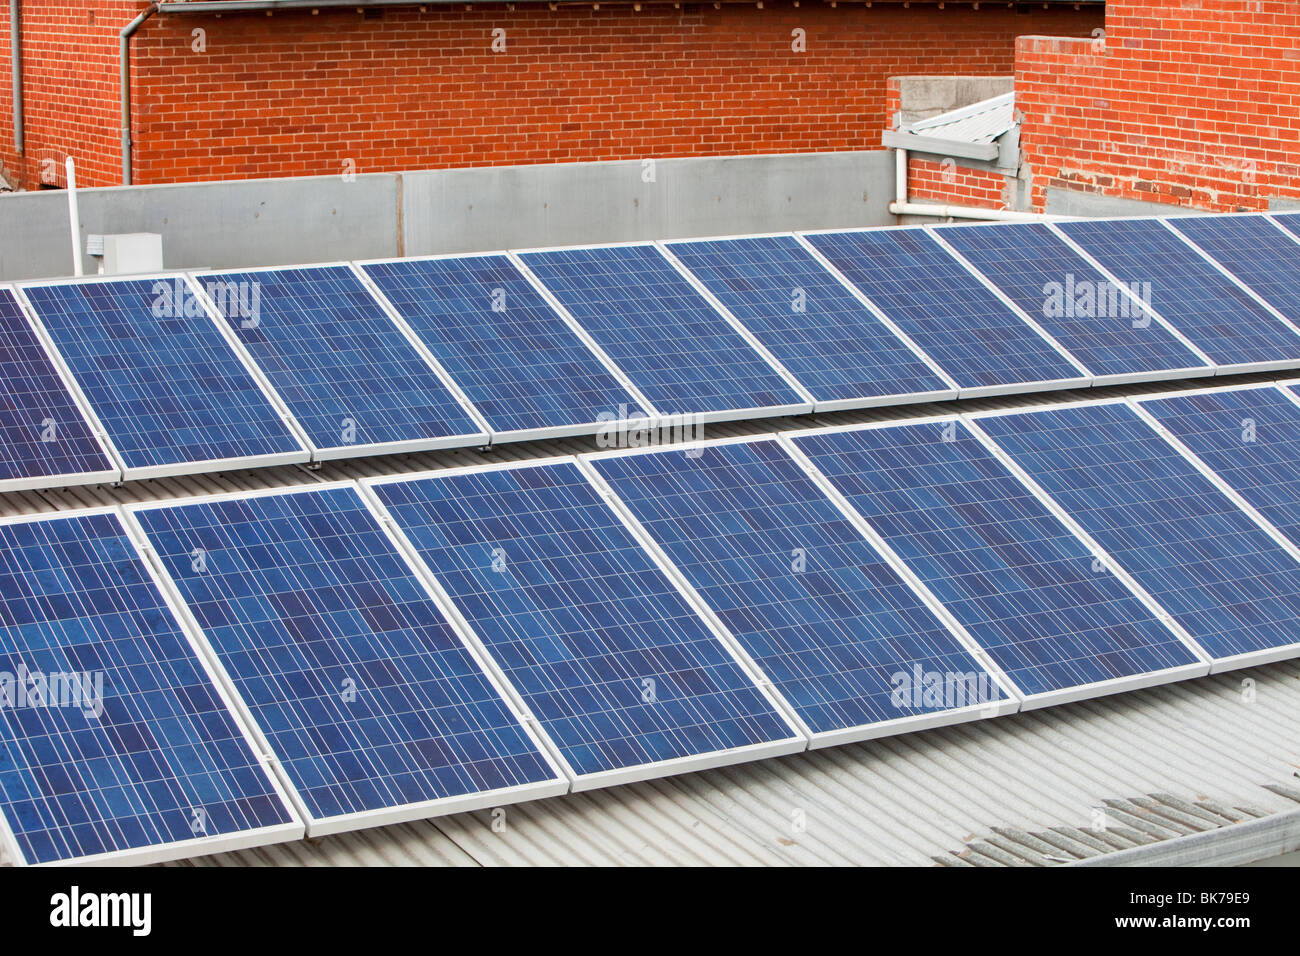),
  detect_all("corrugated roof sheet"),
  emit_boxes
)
[901,92,1016,146]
